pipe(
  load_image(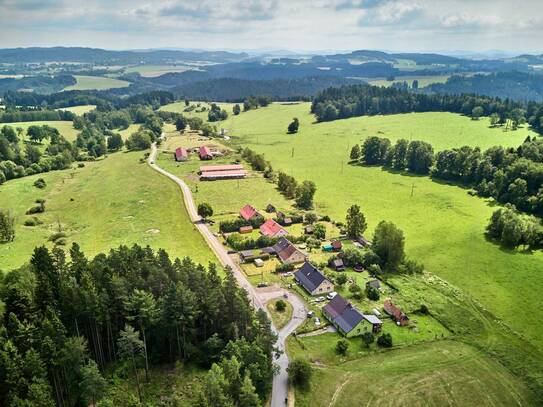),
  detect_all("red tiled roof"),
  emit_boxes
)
[383,300,406,321]
[174,147,187,160]
[240,204,259,220]
[199,146,212,157]
[200,164,244,172]
[331,240,342,249]
[260,219,287,237]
